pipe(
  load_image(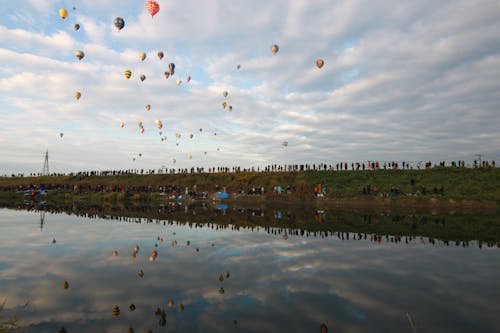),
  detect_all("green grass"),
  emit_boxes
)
[0,168,499,203]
